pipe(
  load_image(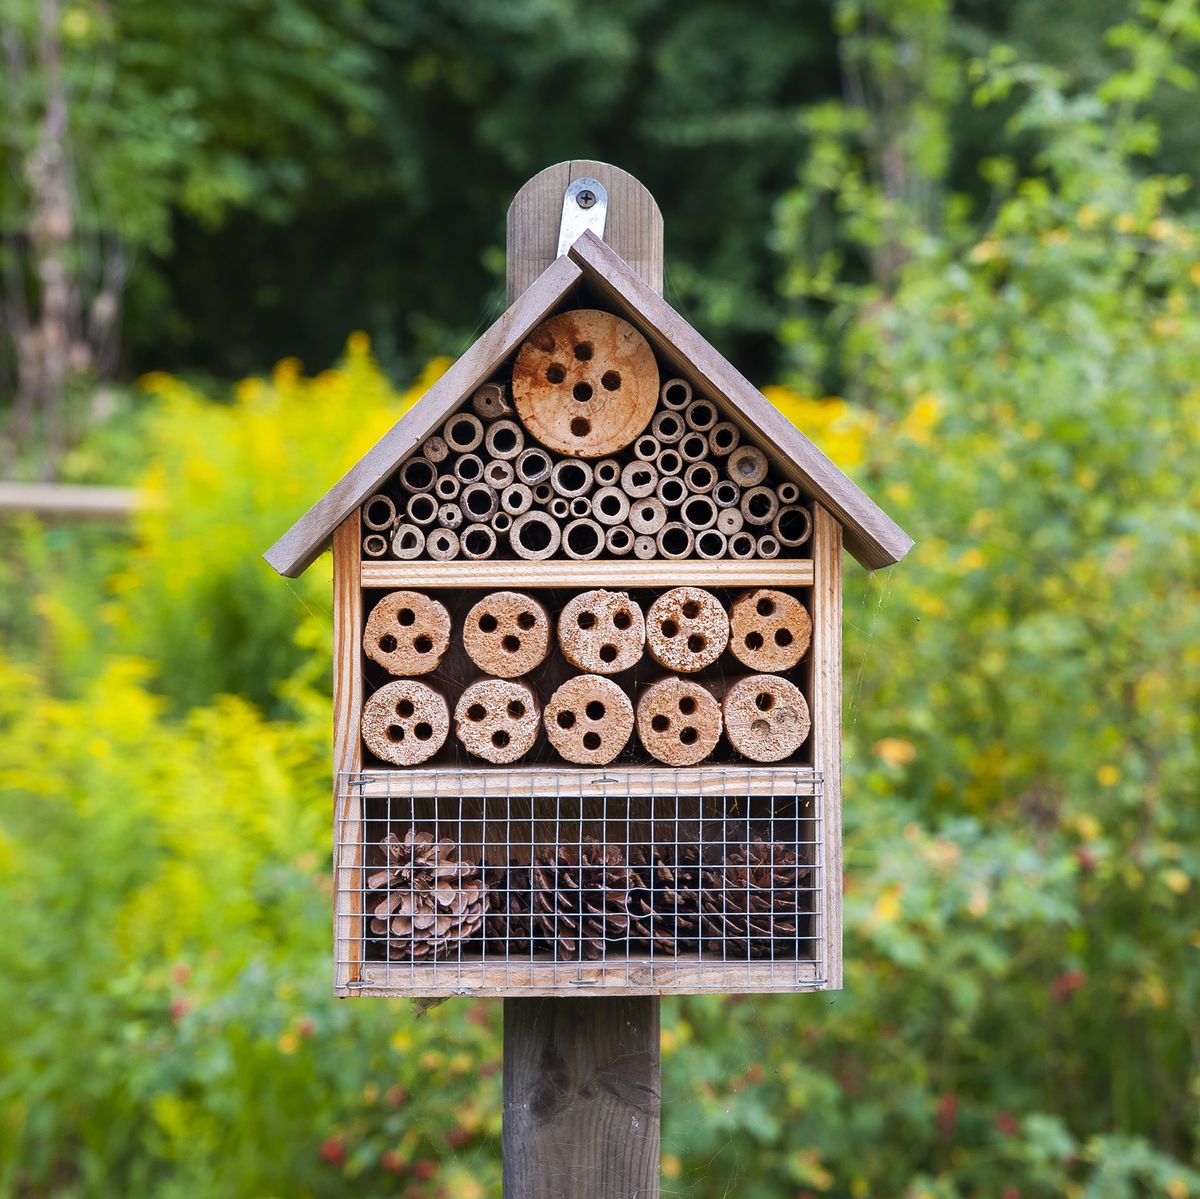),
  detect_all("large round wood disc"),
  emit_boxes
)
[511,309,659,458]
